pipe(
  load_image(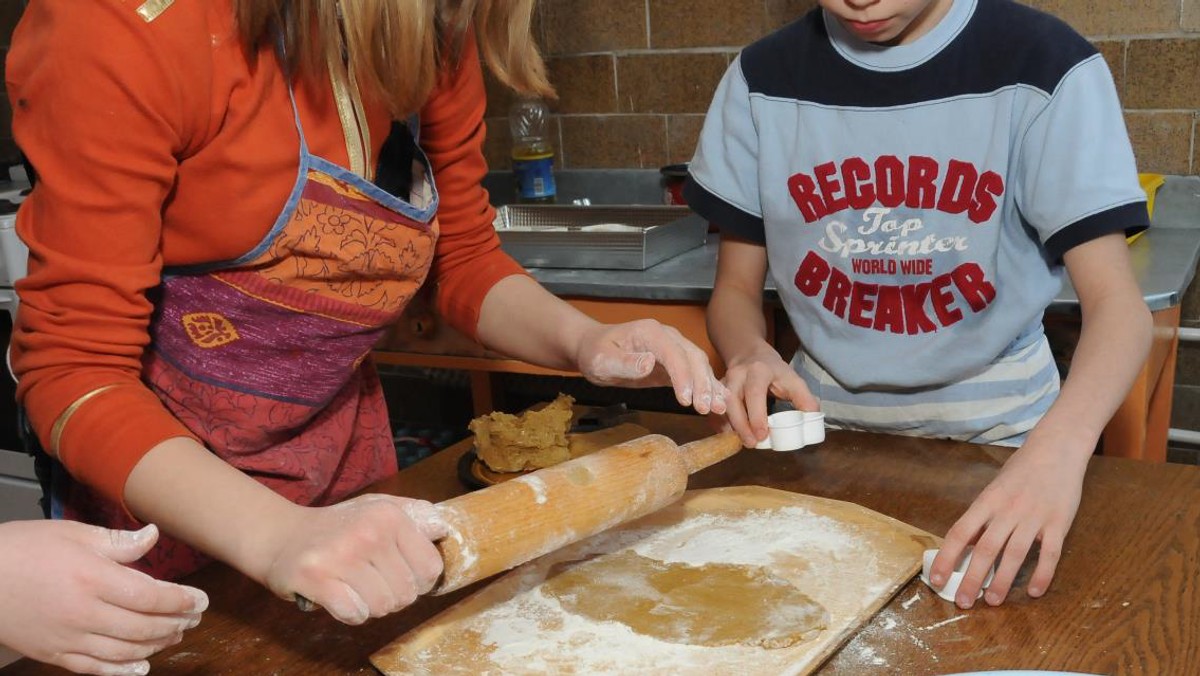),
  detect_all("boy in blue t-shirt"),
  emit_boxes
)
[686,0,1152,609]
